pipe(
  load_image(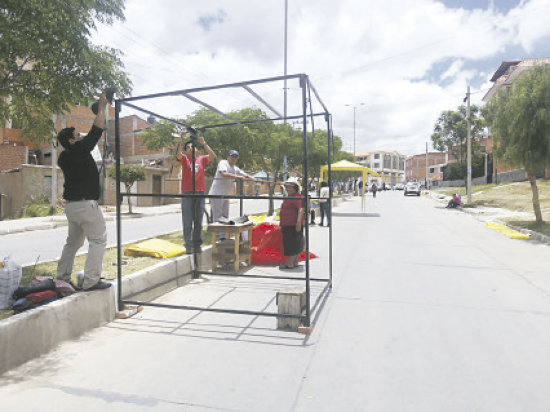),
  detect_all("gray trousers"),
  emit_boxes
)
[57,200,107,289]
[211,197,230,239]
